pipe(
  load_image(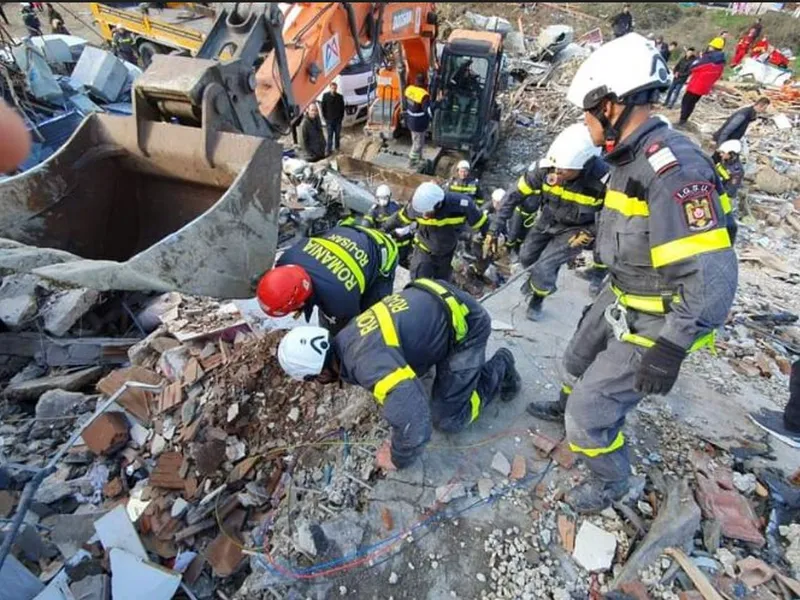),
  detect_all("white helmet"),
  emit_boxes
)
[456,160,470,171]
[277,326,331,380]
[544,123,601,170]
[718,139,742,155]
[491,188,506,203]
[652,114,673,129]
[567,33,671,110]
[412,181,445,214]
[376,184,392,207]
[537,157,552,169]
